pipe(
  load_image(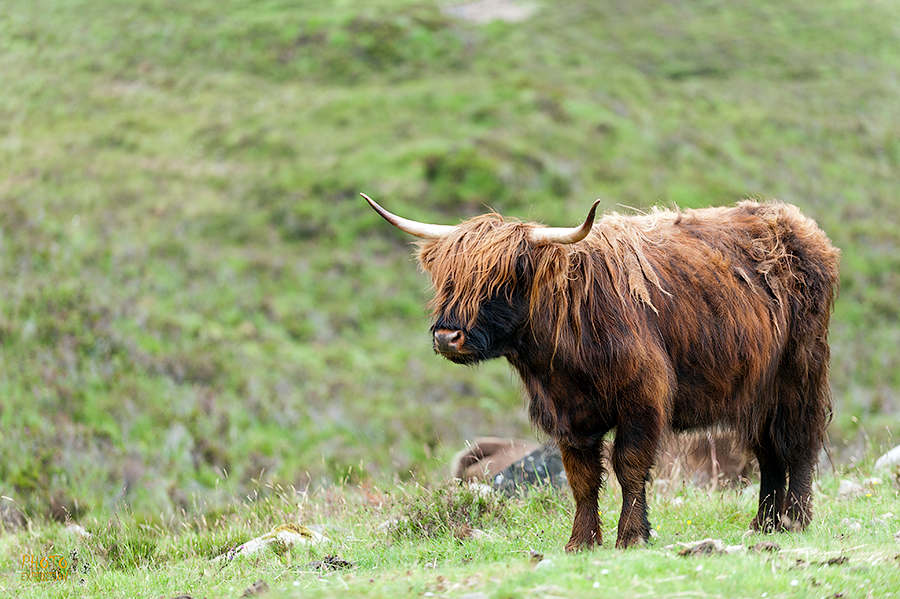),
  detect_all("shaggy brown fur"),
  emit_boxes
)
[406,200,839,550]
